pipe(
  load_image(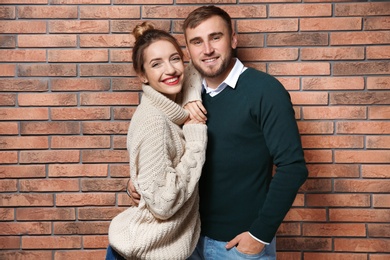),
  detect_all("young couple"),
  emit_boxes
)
[106,5,308,260]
